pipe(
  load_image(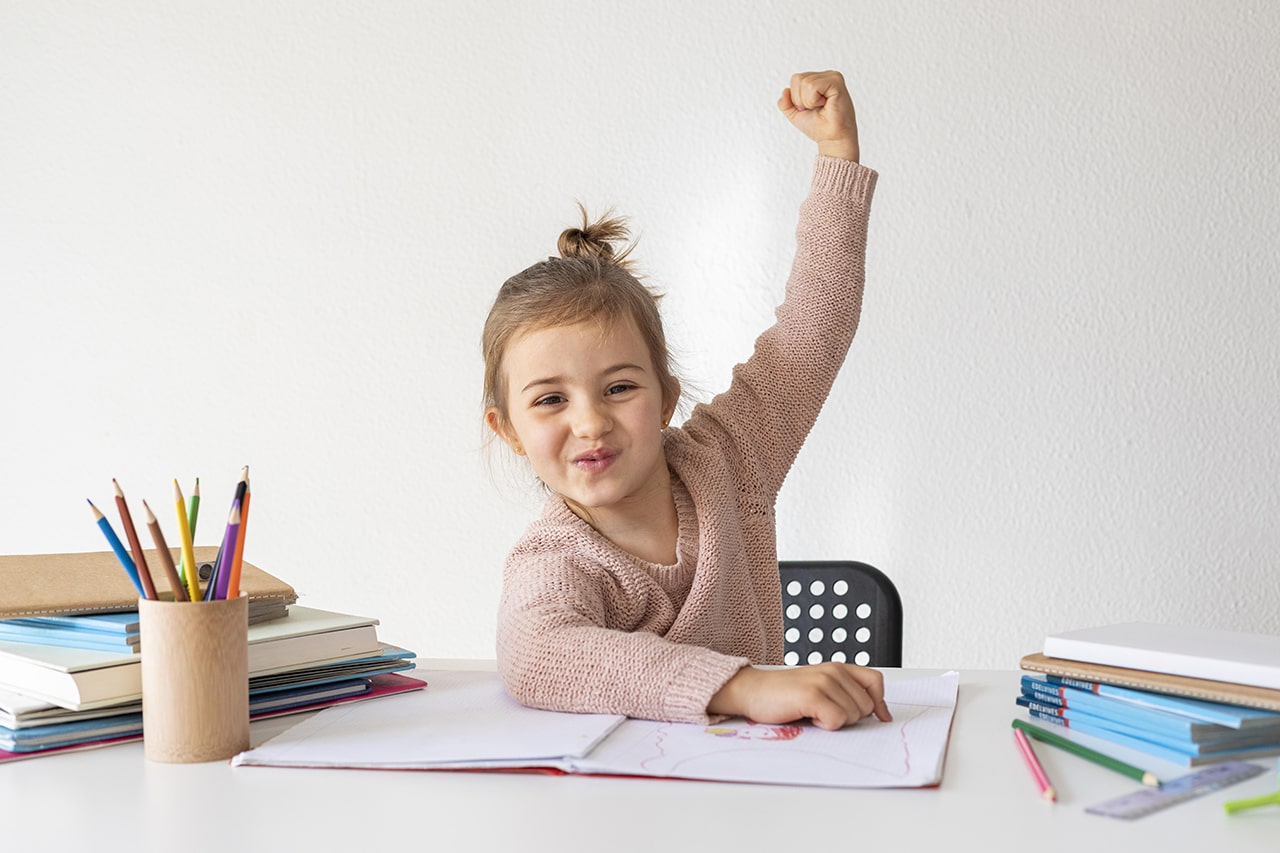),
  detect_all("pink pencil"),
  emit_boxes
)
[1014,726,1057,802]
